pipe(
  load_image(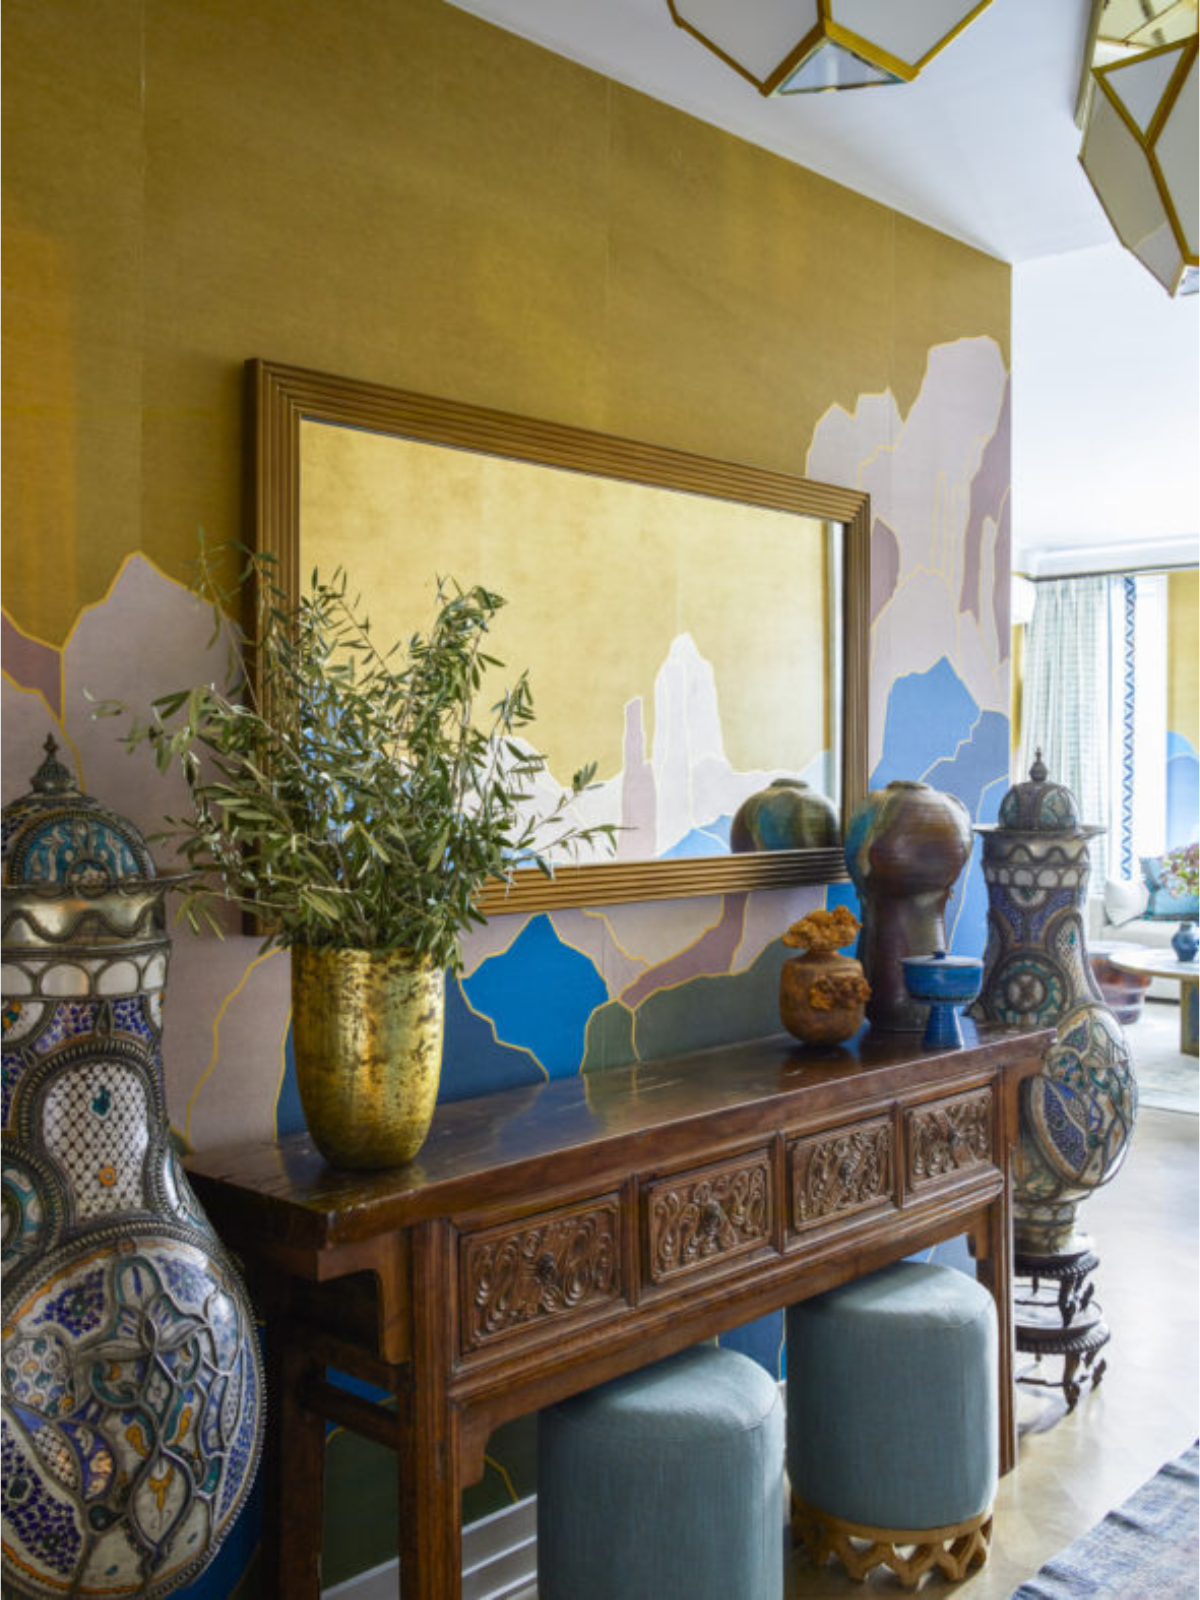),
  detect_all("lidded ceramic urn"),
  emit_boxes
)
[972,753,1136,1258]
[1,739,264,1598]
